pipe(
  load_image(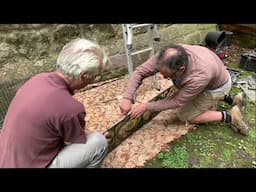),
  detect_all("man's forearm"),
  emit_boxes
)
[123,54,159,100]
[123,71,144,101]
